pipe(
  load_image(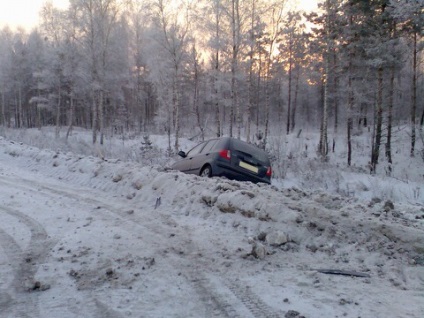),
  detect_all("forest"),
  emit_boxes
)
[0,0,422,172]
